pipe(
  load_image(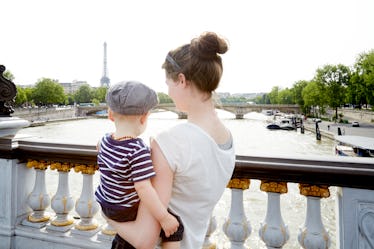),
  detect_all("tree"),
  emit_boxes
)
[302,81,325,117]
[268,86,280,104]
[314,64,350,120]
[4,70,15,81]
[278,88,294,104]
[32,78,66,106]
[353,50,374,107]
[15,86,27,106]
[93,87,107,103]
[74,84,93,104]
[292,80,308,106]
[157,92,173,104]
